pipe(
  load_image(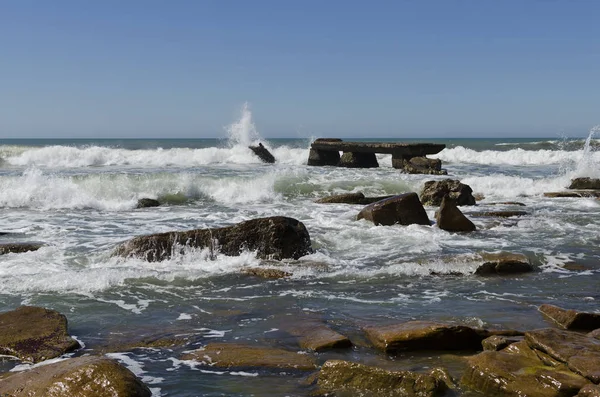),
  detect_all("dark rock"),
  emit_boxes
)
[287,321,352,352]
[356,193,430,226]
[544,191,600,198]
[539,304,600,331]
[562,262,590,271]
[315,192,395,205]
[180,343,317,370]
[569,178,600,190]
[488,202,527,206]
[400,156,447,175]
[242,267,291,279]
[307,148,341,166]
[338,152,379,168]
[420,179,476,206]
[588,329,600,340]
[249,142,276,163]
[0,306,80,363]
[135,198,160,208]
[470,211,528,218]
[435,196,476,232]
[579,384,600,397]
[482,335,521,351]
[0,356,151,397]
[0,243,43,255]
[363,321,491,353]
[317,360,448,397]
[114,216,313,262]
[525,328,600,383]
[475,252,533,276]
[461,348,590,397]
